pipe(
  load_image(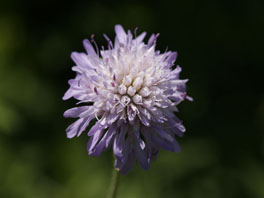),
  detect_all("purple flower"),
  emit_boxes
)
[63,25,192,174]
